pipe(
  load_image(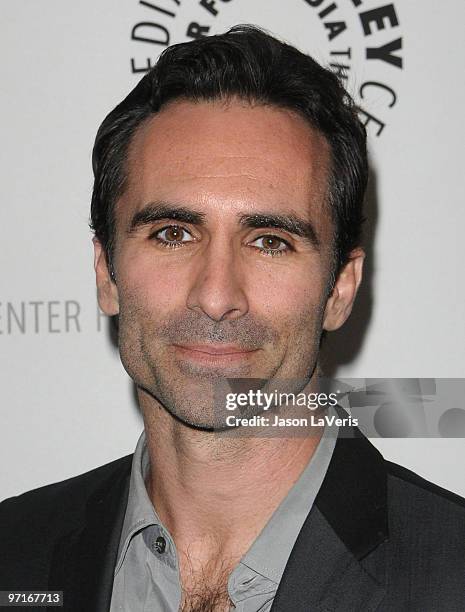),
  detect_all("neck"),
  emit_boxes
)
[139,386,323,563]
